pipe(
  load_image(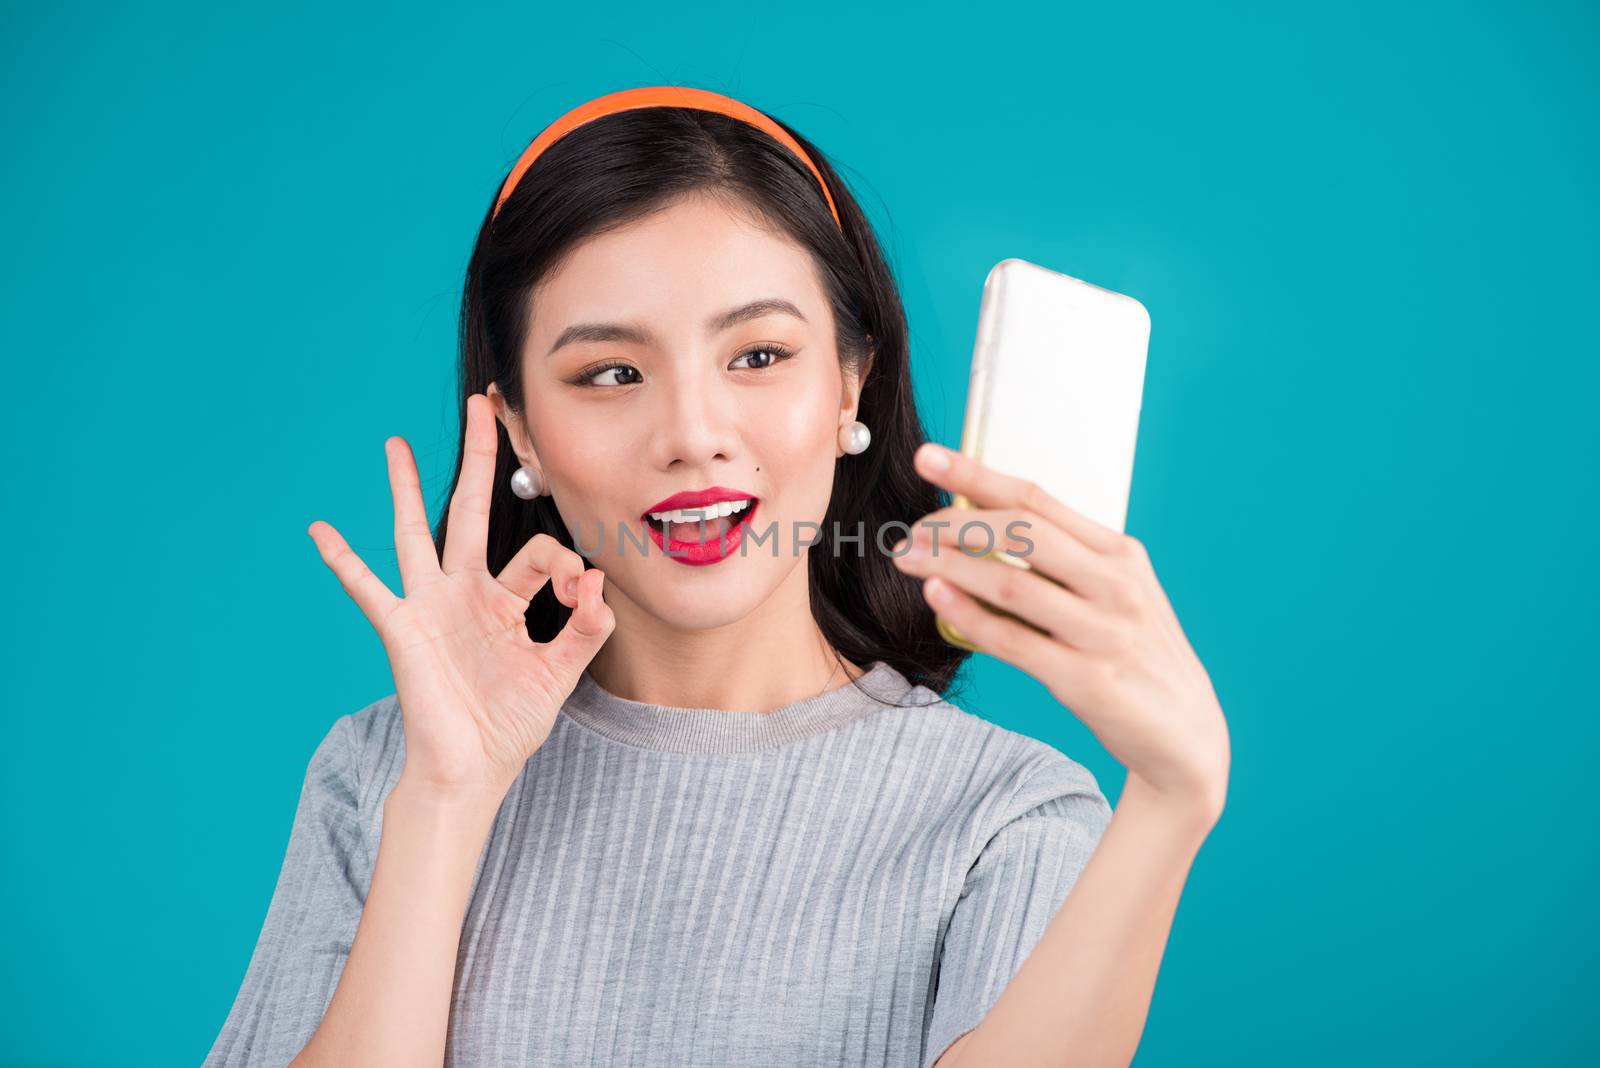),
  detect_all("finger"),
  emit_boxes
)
[495,532,587,604]
[913,442,1126,555]
[903,504,1120,601]
[923,574,1094,691]
[895,528,1105,648]
[387,436,444,594]
[540,568,615,678]
[442,393,495,574]
[307,520,400,632]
